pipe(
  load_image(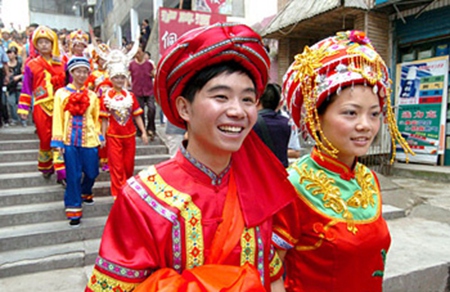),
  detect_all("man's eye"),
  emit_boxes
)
[243,97,256,103]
